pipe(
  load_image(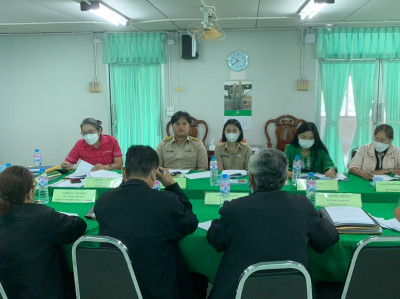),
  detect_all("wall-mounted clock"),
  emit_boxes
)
[228,51,248,72]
